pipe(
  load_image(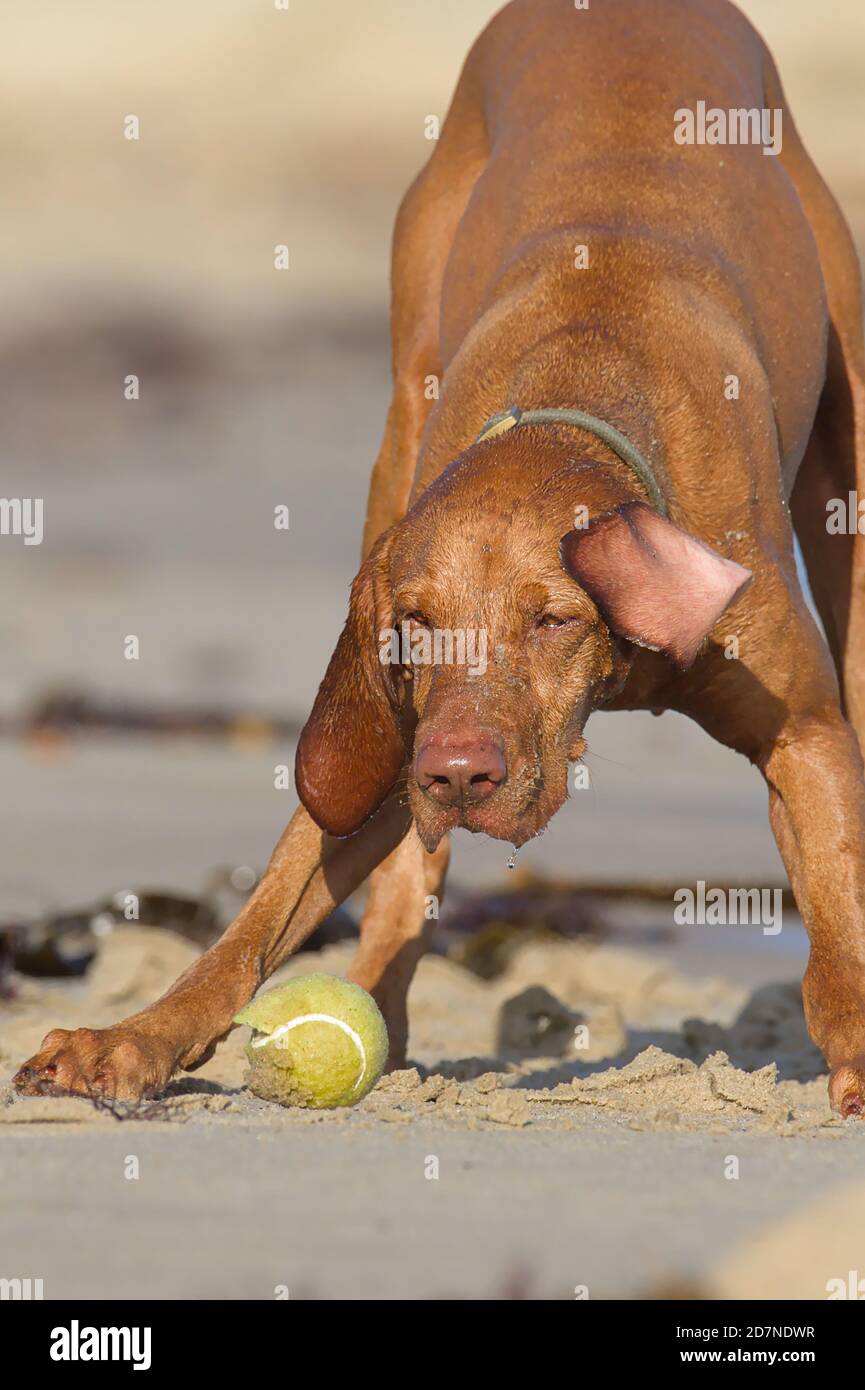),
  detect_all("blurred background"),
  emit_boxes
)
[2,0,865,1306]
[1,0,863,923]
